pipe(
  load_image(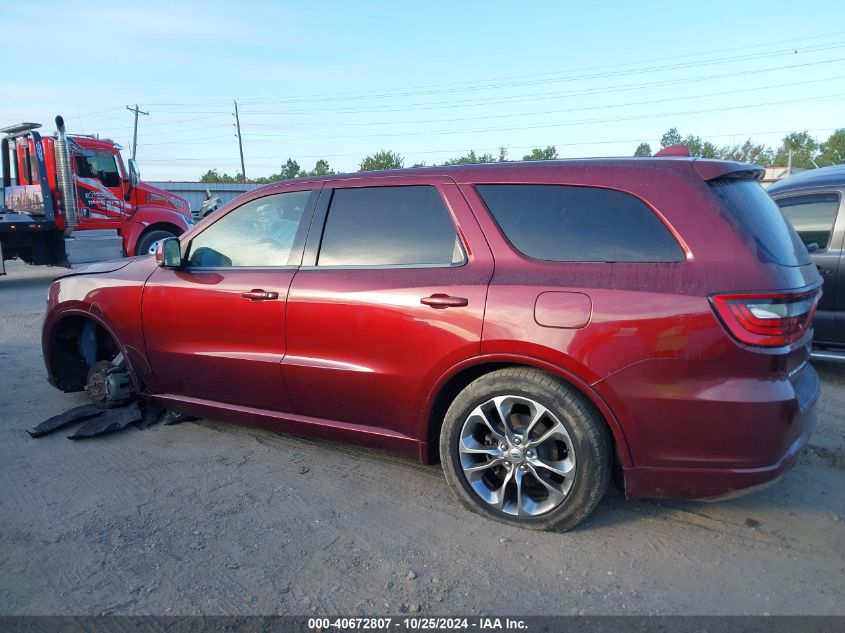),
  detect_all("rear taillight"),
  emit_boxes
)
[710,288,820,347]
